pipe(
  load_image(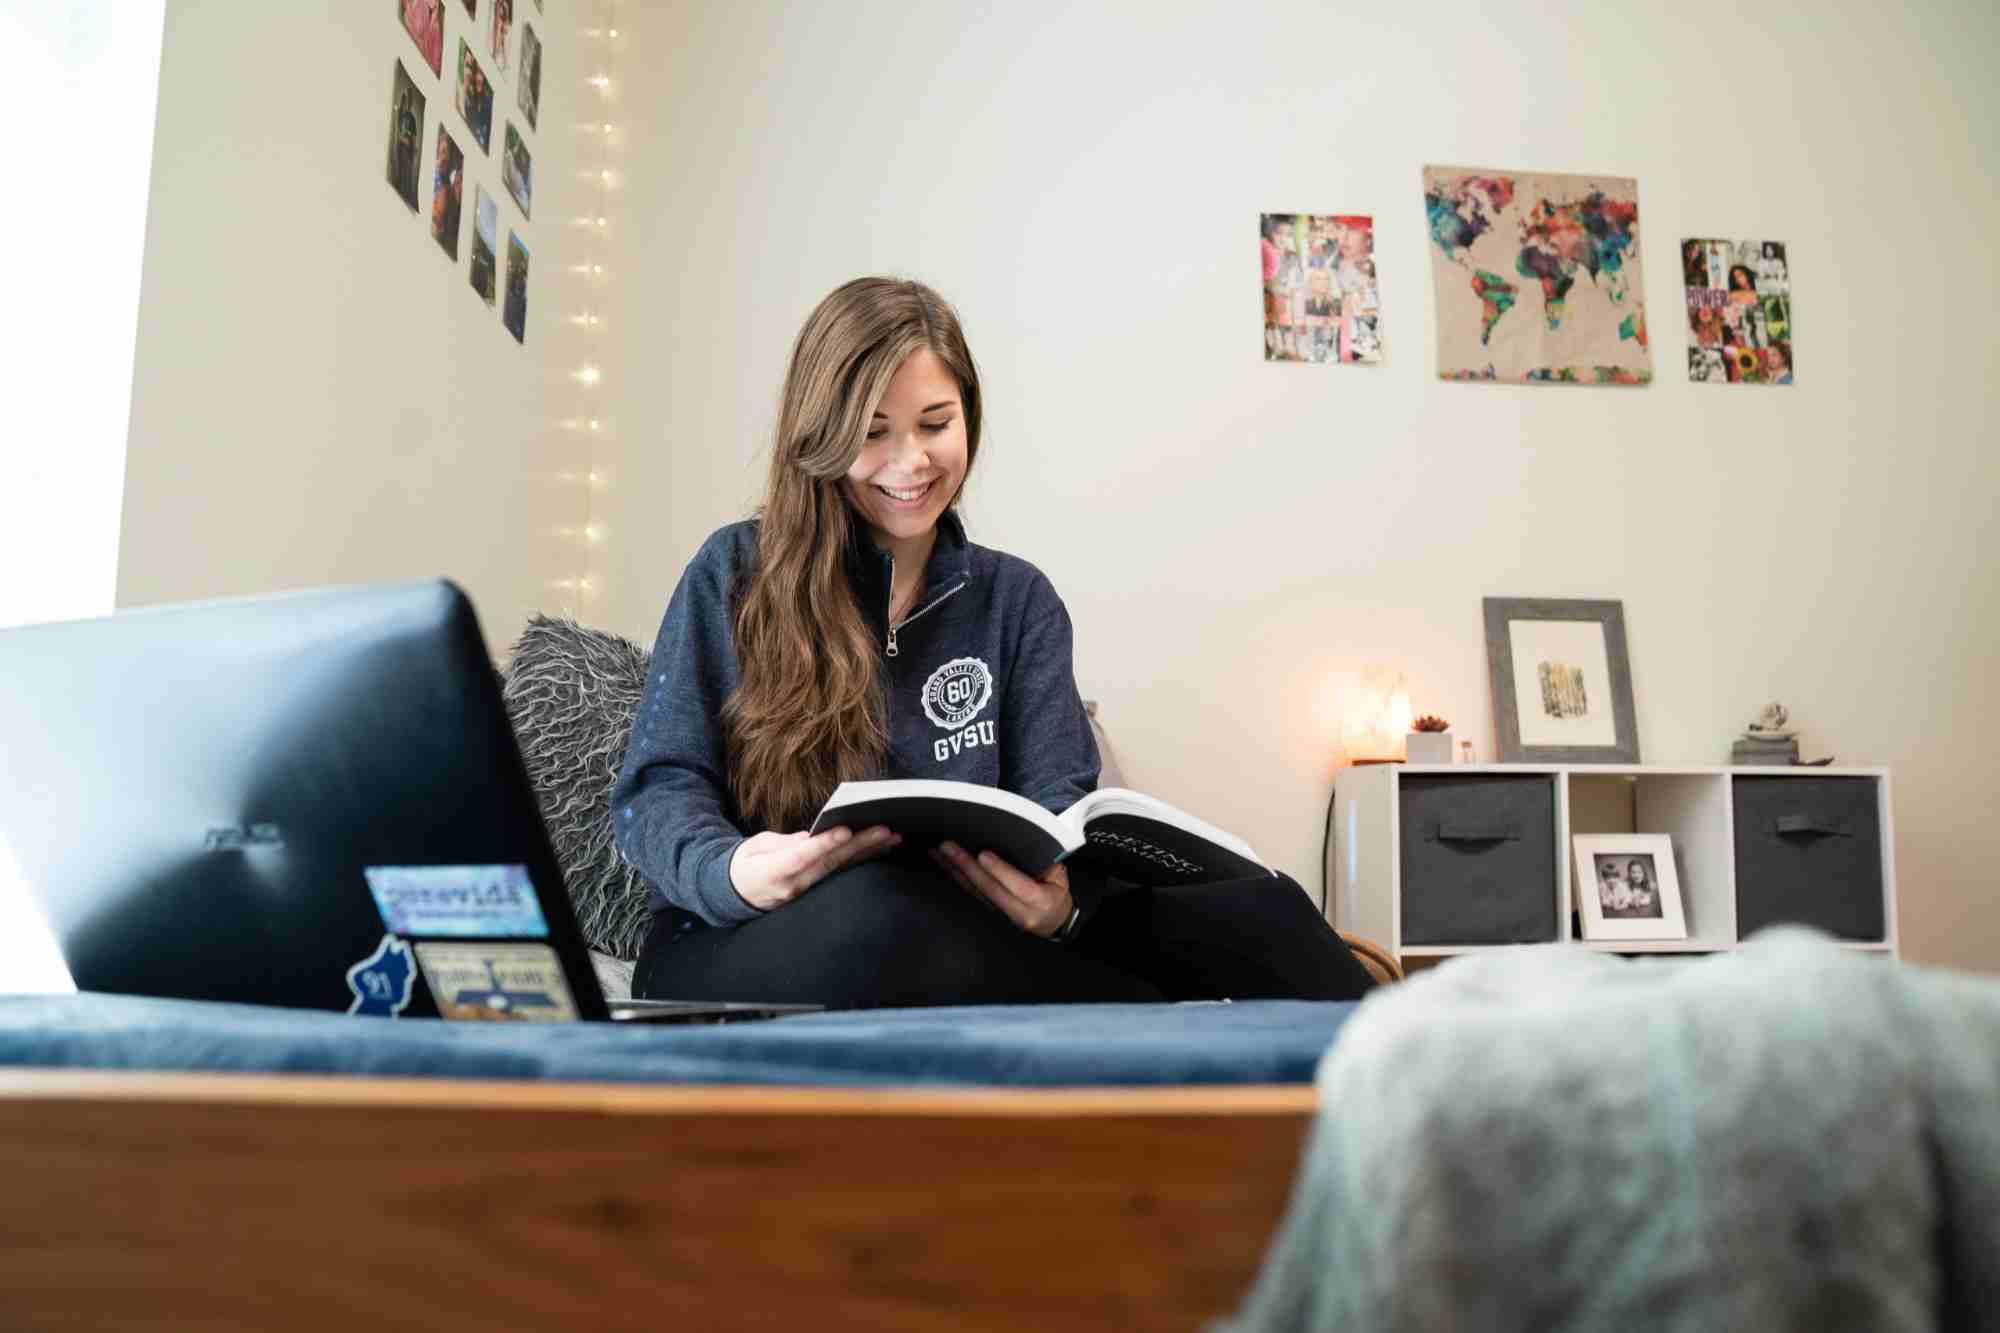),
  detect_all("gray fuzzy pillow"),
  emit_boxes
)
[499,615,656,961]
